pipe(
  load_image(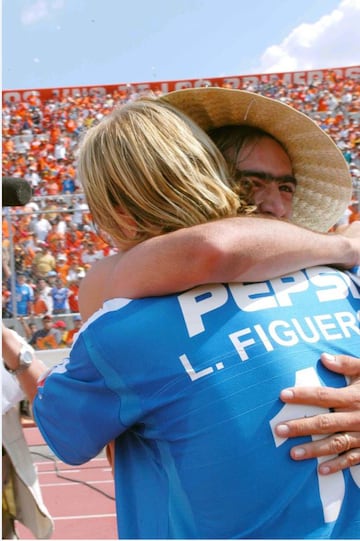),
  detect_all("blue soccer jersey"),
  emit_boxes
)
[33,266,360,539]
